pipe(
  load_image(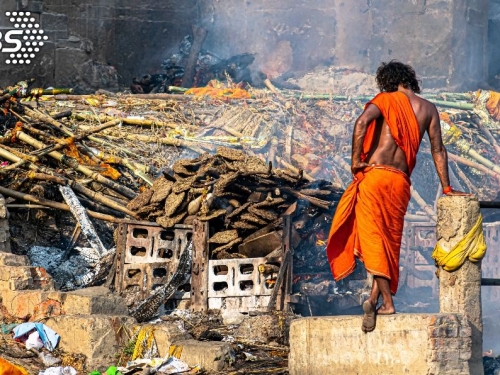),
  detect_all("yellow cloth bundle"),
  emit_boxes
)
[432,215,487,272]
